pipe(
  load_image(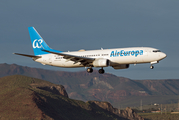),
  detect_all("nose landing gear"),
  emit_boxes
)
[150,65,154,69]
[150,61,158,69]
